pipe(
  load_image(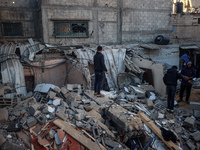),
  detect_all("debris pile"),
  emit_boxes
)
[0,40,199,150]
